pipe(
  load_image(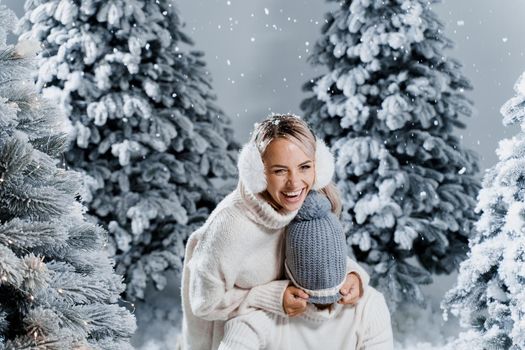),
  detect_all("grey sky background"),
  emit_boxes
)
[6,0,525,172]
